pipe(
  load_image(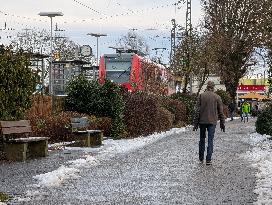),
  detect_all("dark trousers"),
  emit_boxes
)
[229,110,234,121]
[199,124,216,161]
